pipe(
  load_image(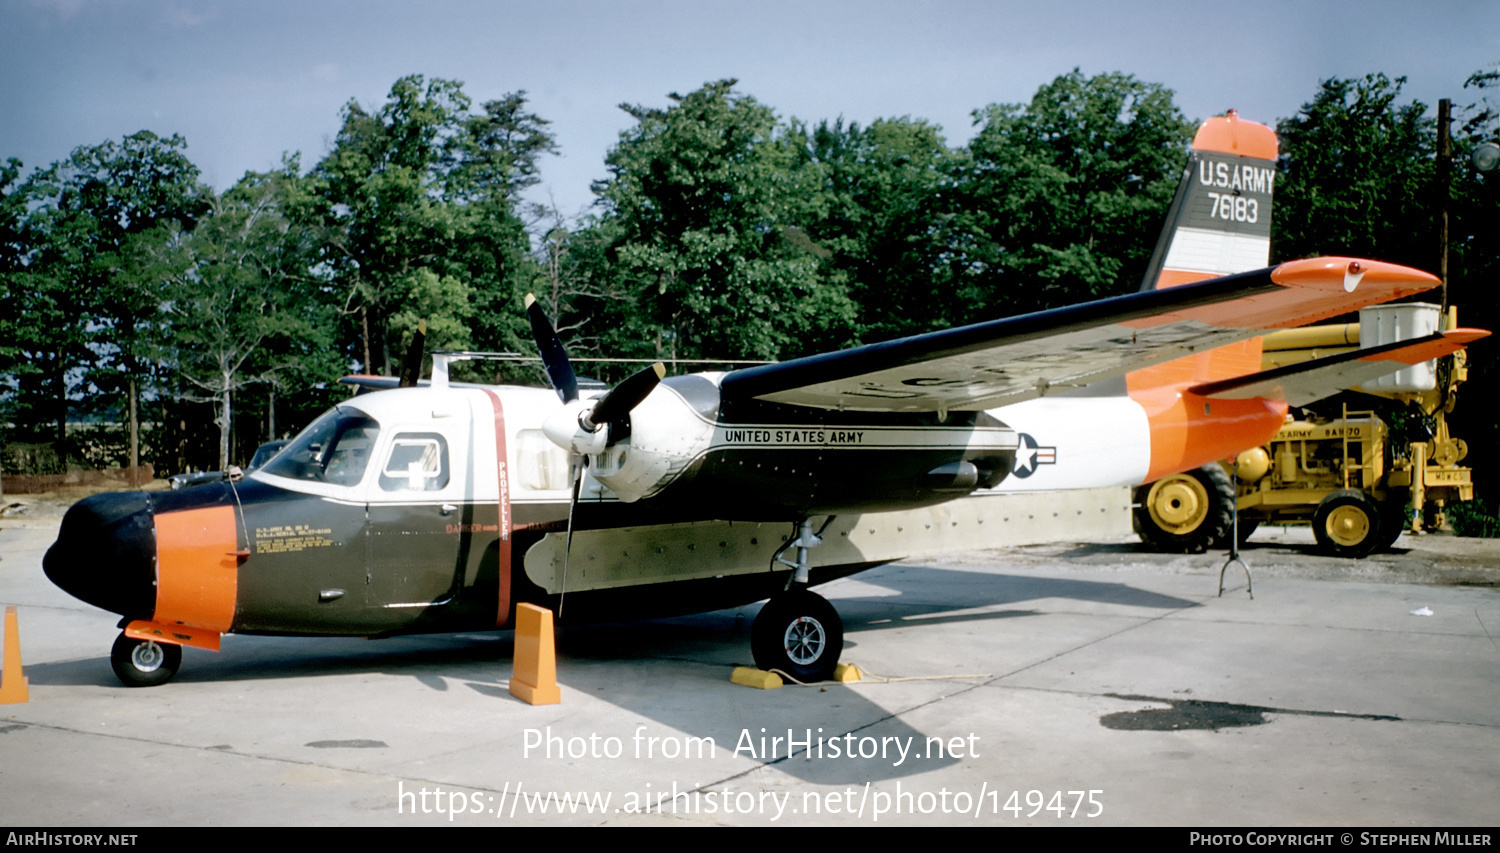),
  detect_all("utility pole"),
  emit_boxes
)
[1438,98,1452,319]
